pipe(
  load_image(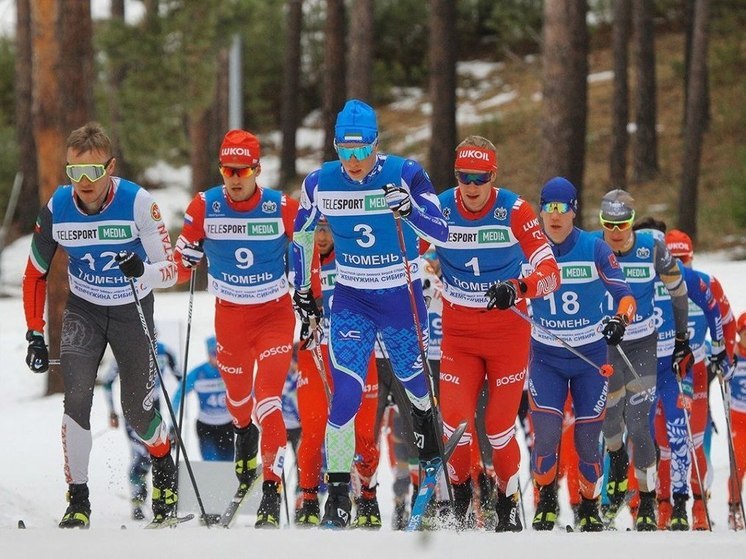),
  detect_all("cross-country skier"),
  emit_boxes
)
[727,313,746,530]
[171,336,234,462]
[528,177,635,532]
[595,190,691,531]
[291,99,448,528]
[173,129,299,528]
[22,122,178,528]
[294,217,381,528]
[434,136,561,532]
